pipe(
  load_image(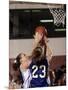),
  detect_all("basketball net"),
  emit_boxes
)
[48,8,65,27]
